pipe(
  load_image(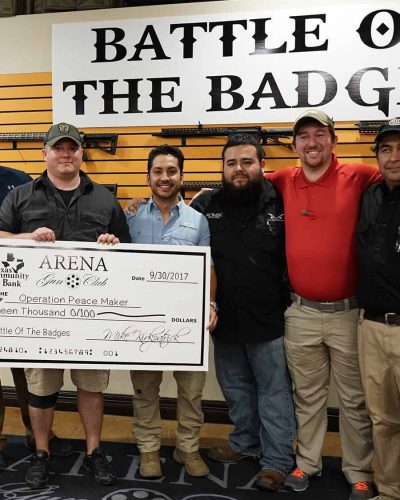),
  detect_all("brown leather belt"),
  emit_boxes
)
[364,312,400,326]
